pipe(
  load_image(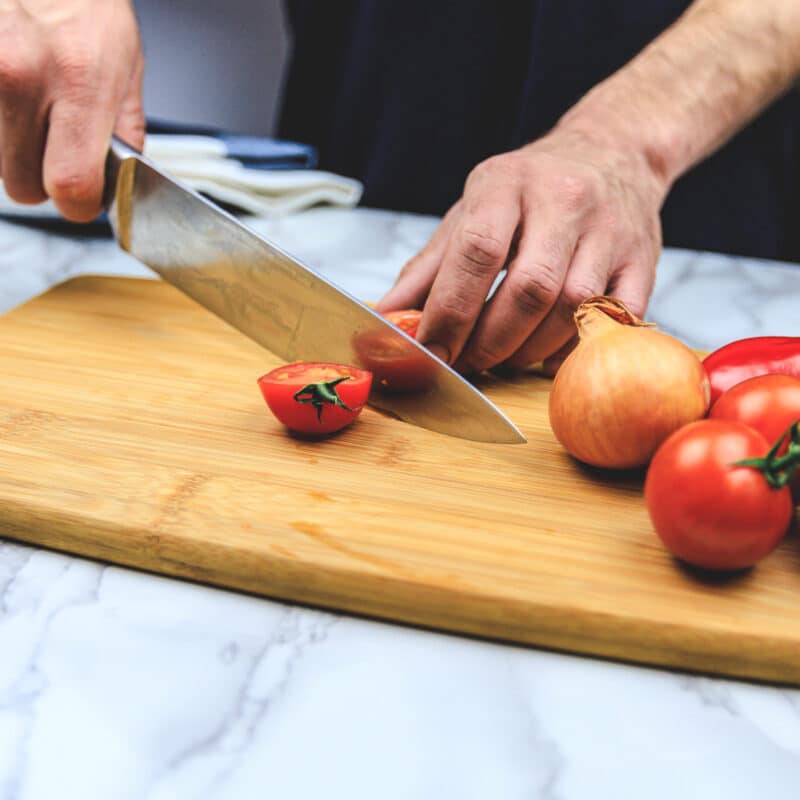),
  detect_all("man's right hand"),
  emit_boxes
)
[0,0,144,222]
